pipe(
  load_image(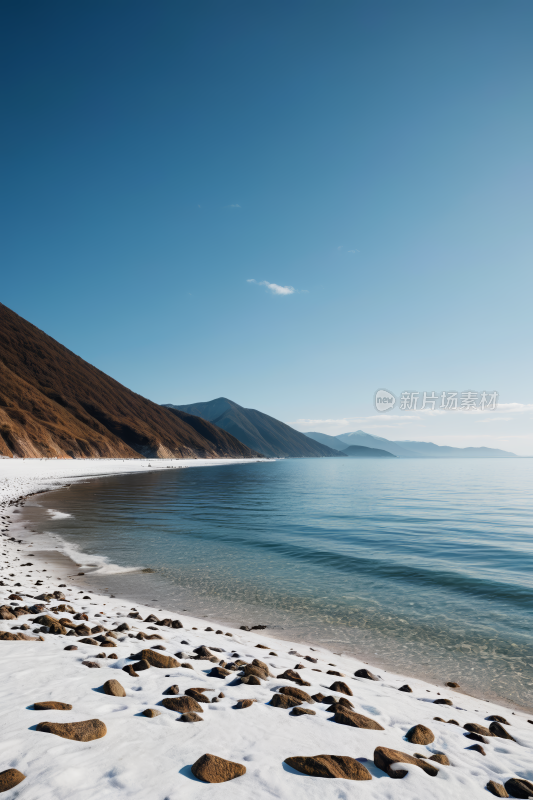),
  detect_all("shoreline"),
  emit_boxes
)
[3,456,533,715]
[1,458,532,798]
